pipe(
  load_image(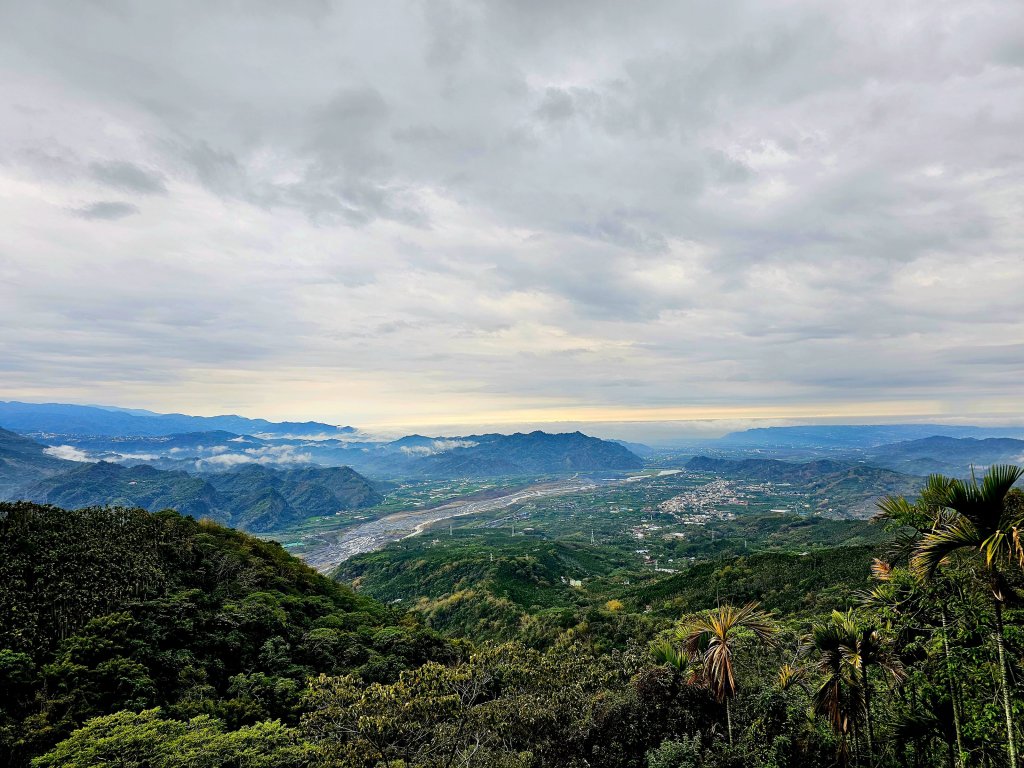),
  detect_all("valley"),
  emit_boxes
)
[298,475,614,571]
[3,403,1024,768]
